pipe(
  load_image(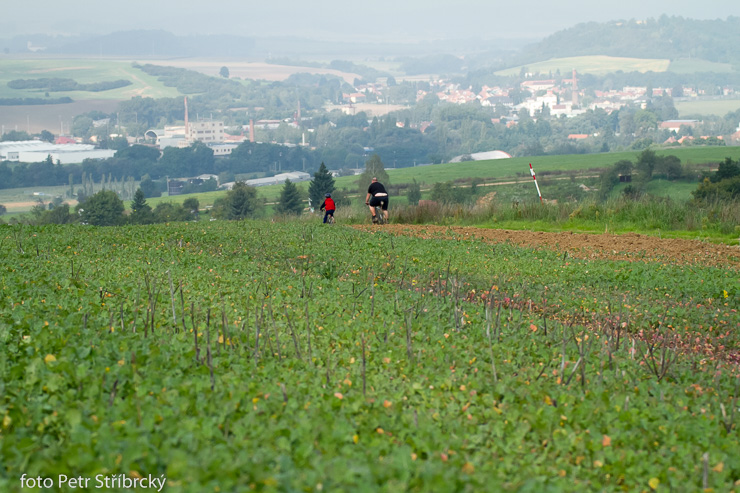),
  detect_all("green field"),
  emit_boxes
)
[495,56,671,77]
[0,221,738,492]
[676,99,740,118]
[247,146,740,204]
[3,146,739,216]
[0,57,183,134]
[668,59,736,74]
[0,57,180,100]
